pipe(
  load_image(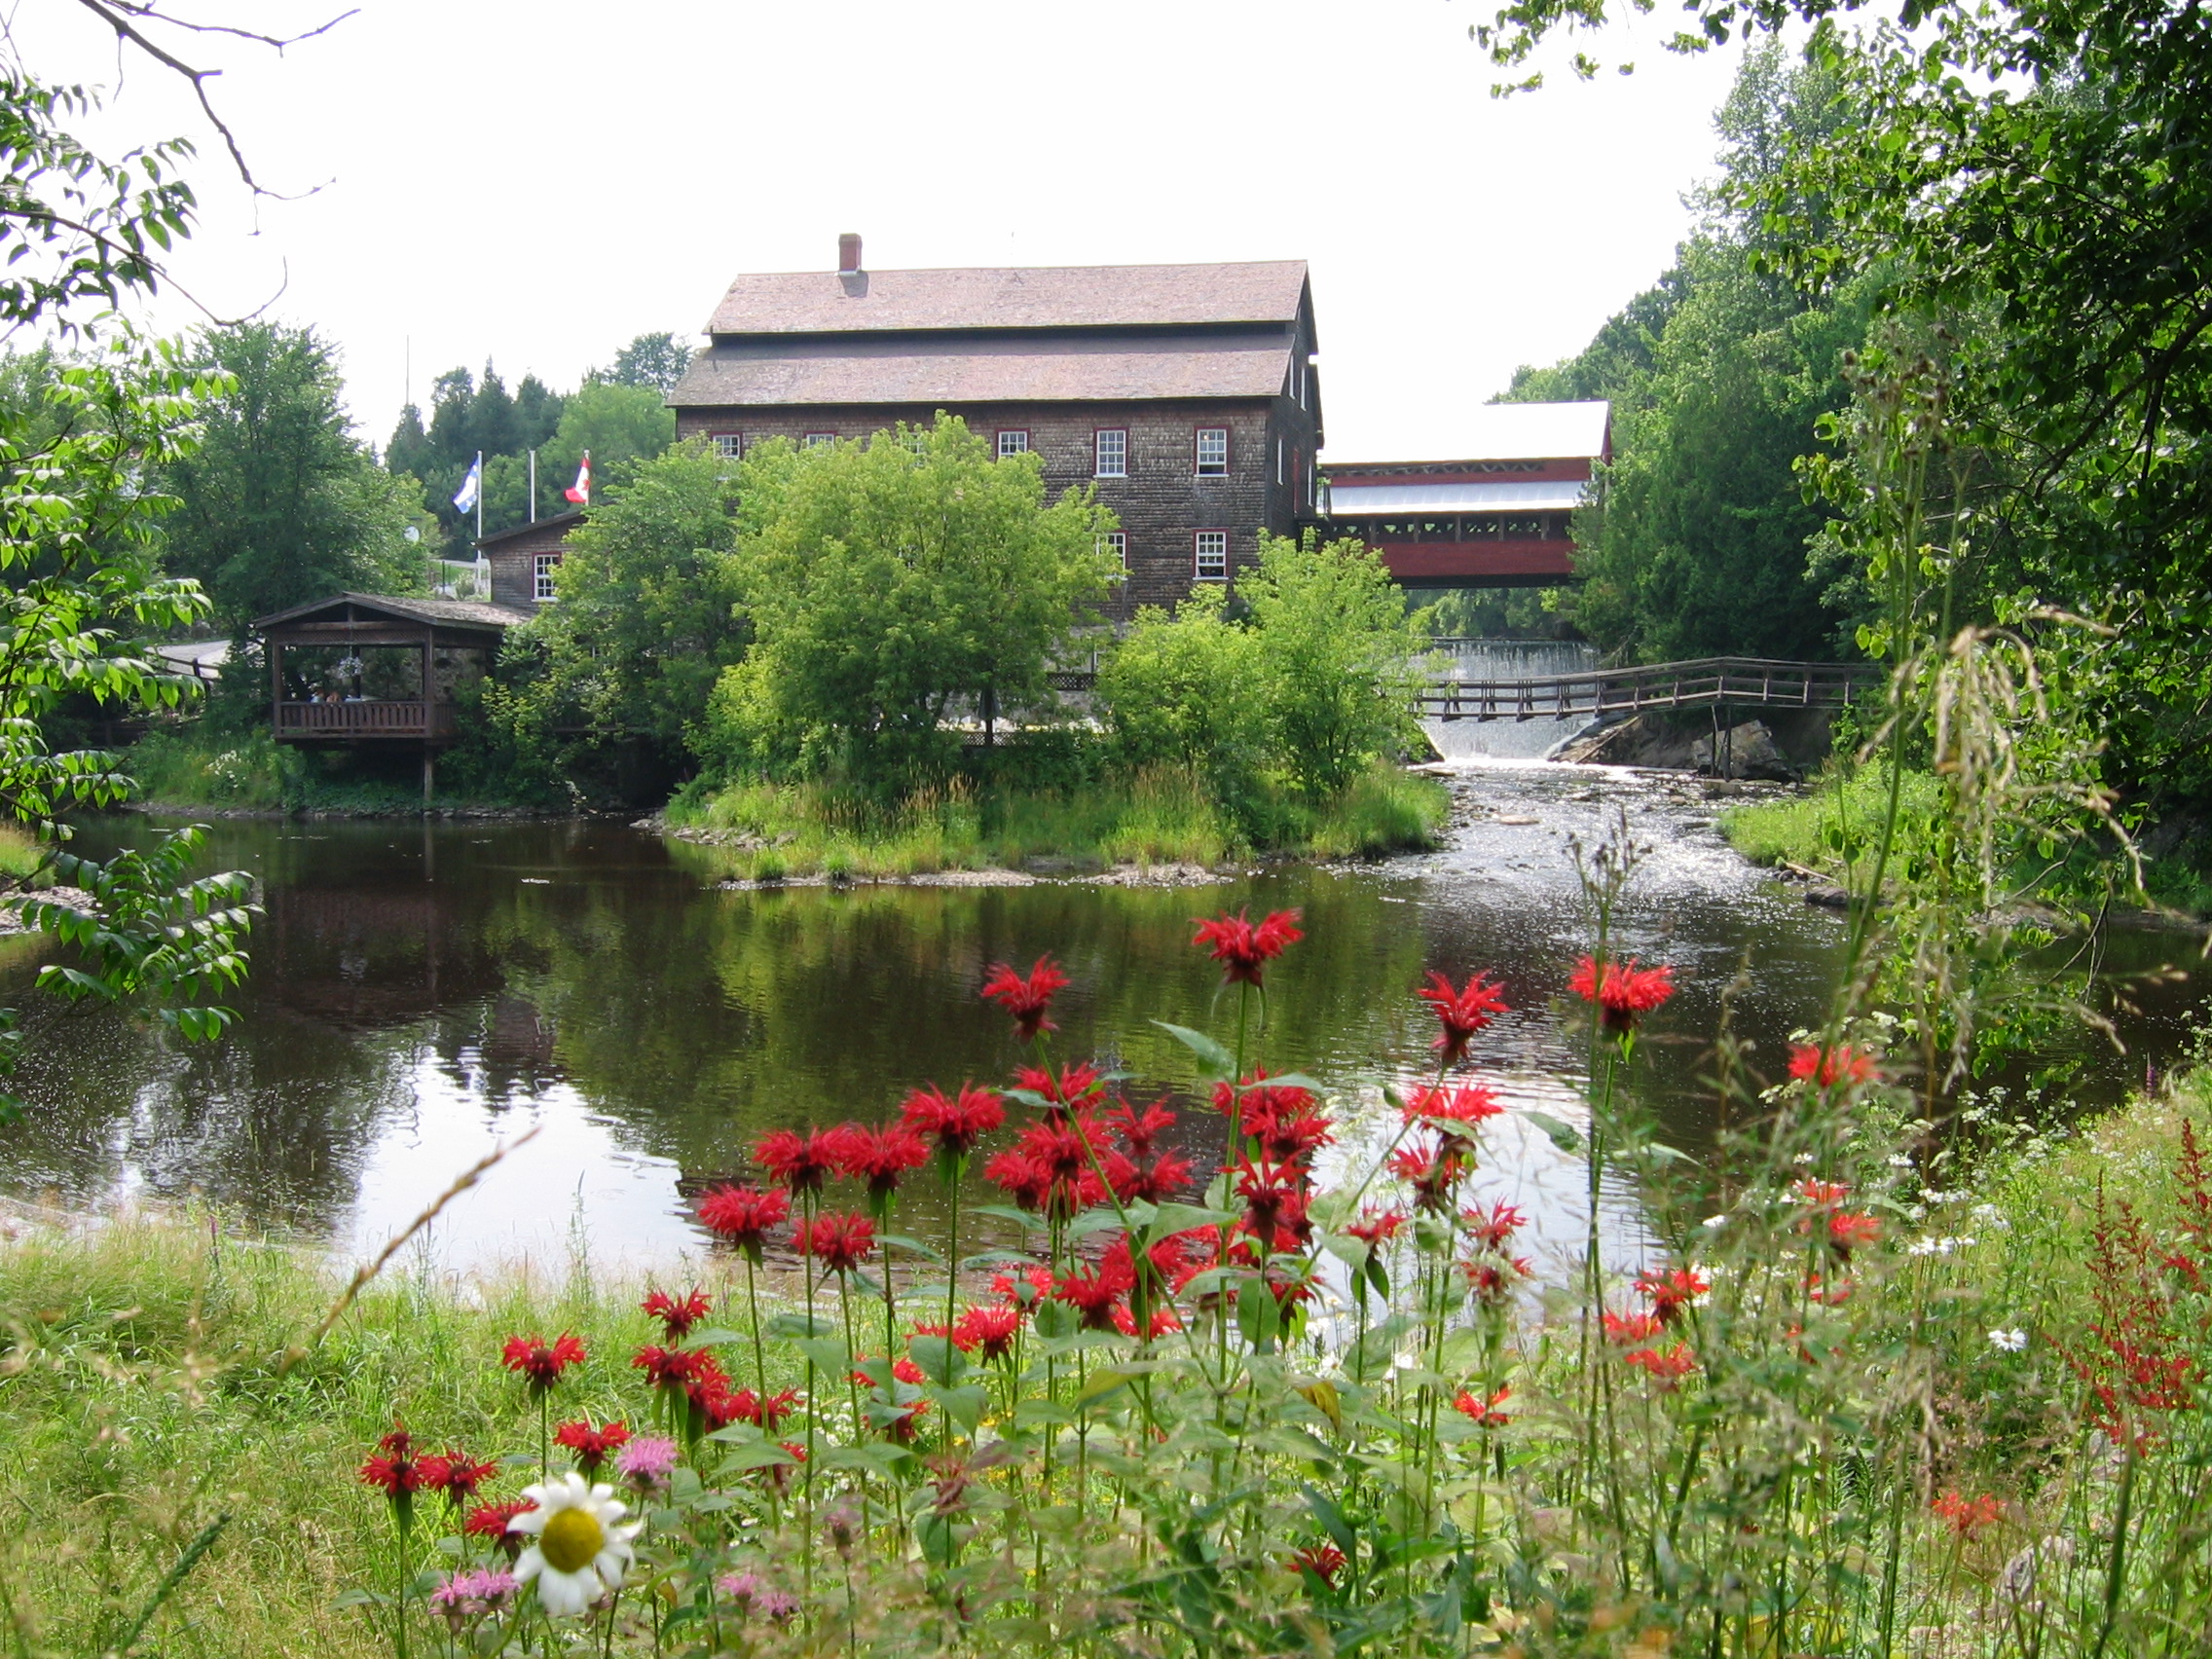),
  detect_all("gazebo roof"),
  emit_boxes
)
[251,593,533,632]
